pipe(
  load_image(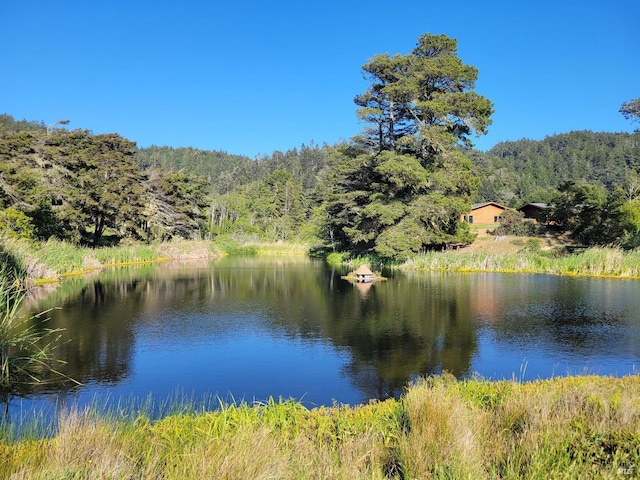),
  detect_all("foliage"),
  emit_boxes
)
[134,142,331,195]
[546,181,640,248]
[473,130,640,206]
[1,375,639,478]
[0,259,68,398]
[490,209,541,236]
[209,169,309,242]
[0,115,45,134]
[324,33,491,259]
[620,98,640,123]
[144,171,210,241]
[401,246,640,277]
[354,33,493,160]
[616,197,640,248]
[50,131,147,246]
[3,101,640,252]
[0,118,210,245]
[0,207,35,240]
